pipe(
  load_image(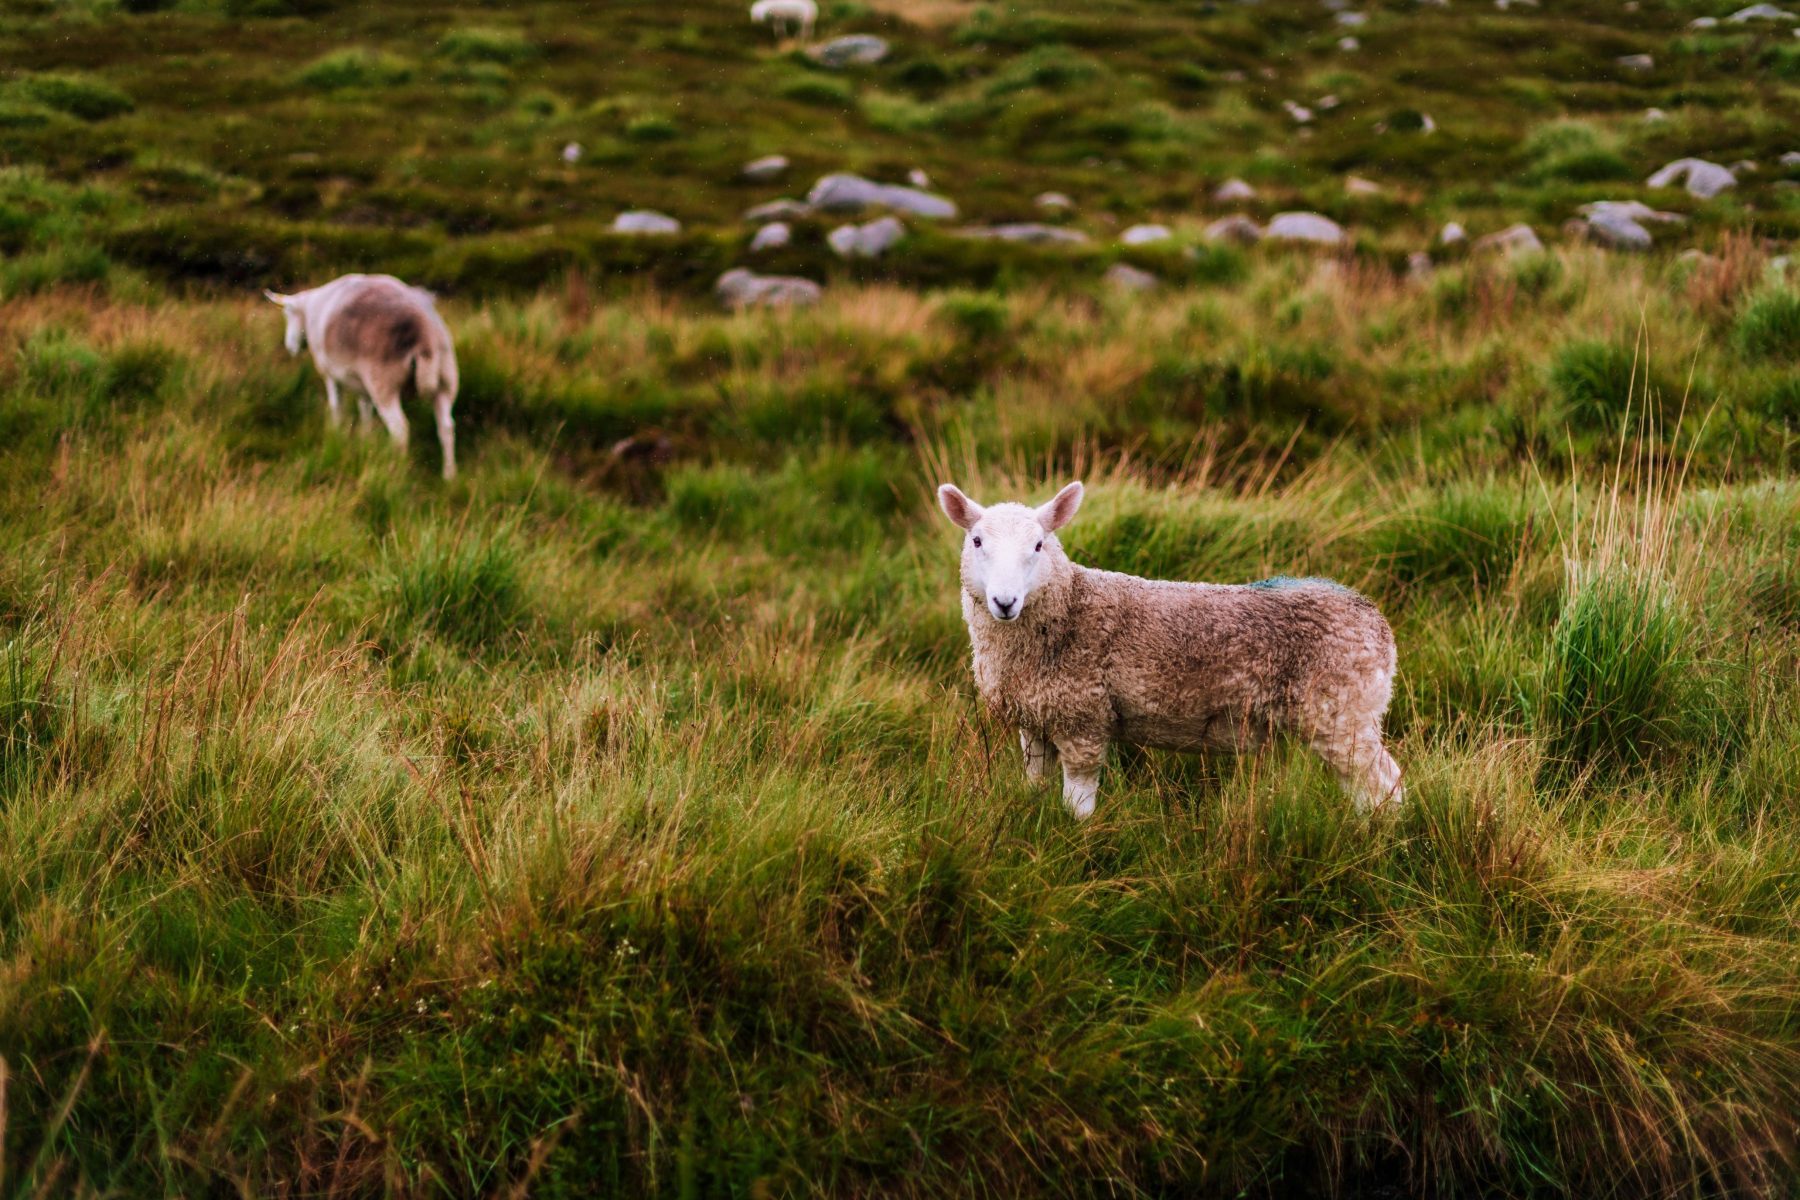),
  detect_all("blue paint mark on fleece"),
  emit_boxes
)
[1245,575,1351,592]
